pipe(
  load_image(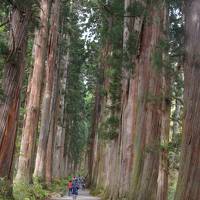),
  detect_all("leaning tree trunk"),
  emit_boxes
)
[130,2,166,200]
[174,1,200,199]
[16,0,50,183]
[34,0,60,180]
[0,6,31,195]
